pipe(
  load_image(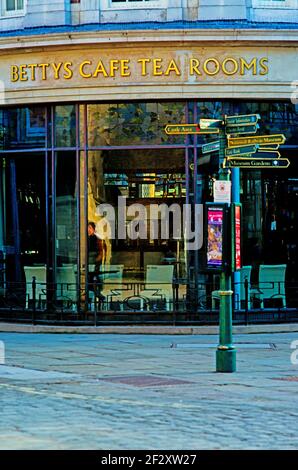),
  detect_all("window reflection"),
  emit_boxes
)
[55,105,76,147]
[87,149,187,310]
[87,102,187,146]
[0,106,46,150]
